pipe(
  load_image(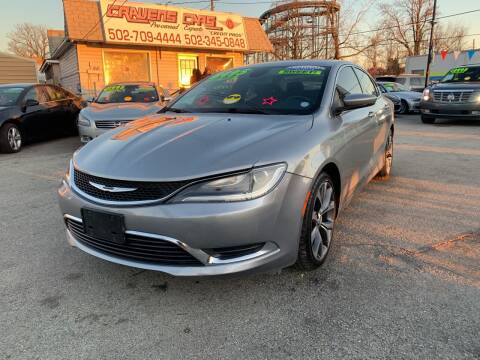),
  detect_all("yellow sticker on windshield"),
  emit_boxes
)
[124,96,133,102]
[223,94,241,104]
